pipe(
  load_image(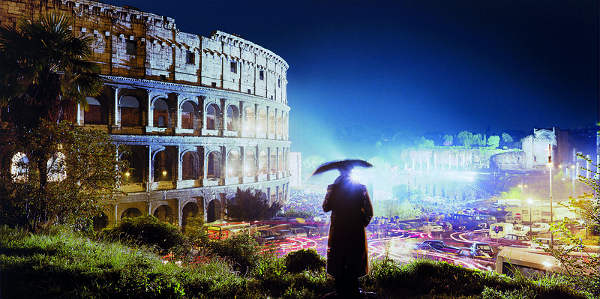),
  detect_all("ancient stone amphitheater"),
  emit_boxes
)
[1,0,291,229]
